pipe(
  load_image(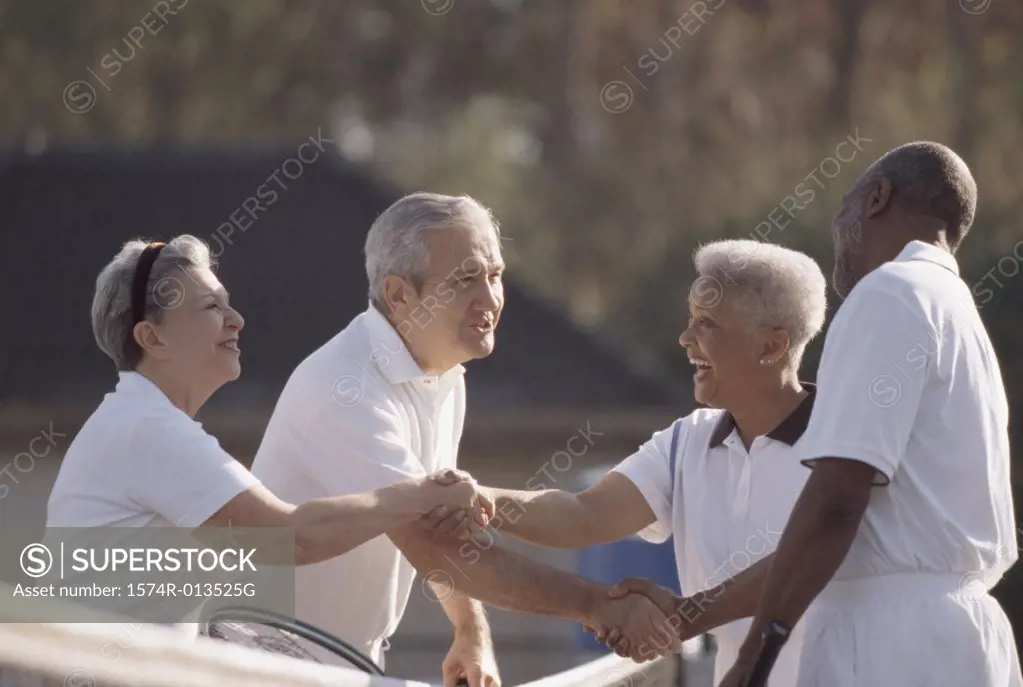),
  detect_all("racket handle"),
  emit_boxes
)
[744,621,791,687]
